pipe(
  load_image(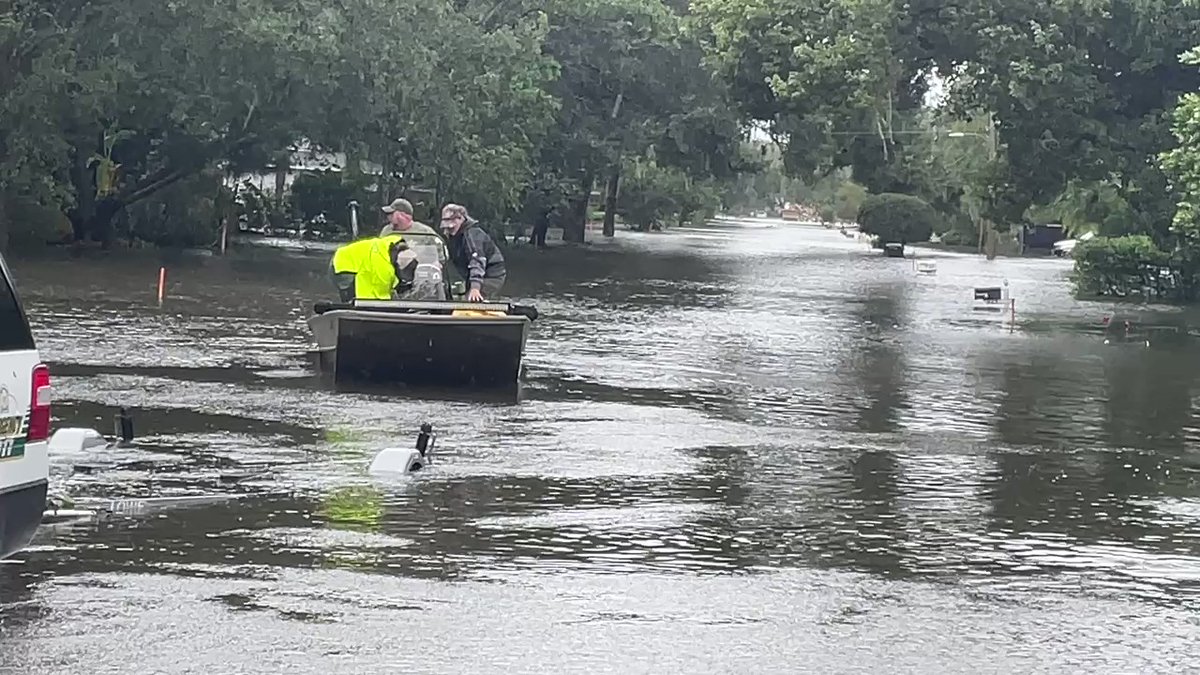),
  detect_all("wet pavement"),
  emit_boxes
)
[3,220,1200,673]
